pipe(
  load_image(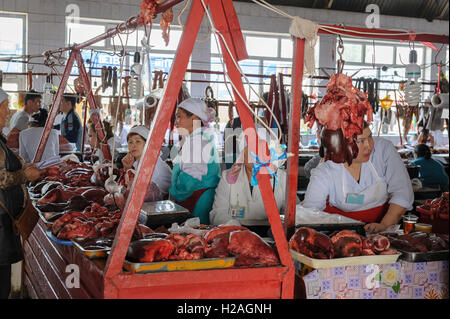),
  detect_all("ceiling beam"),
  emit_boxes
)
[419,0,434,18]
[438,0,449,19]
